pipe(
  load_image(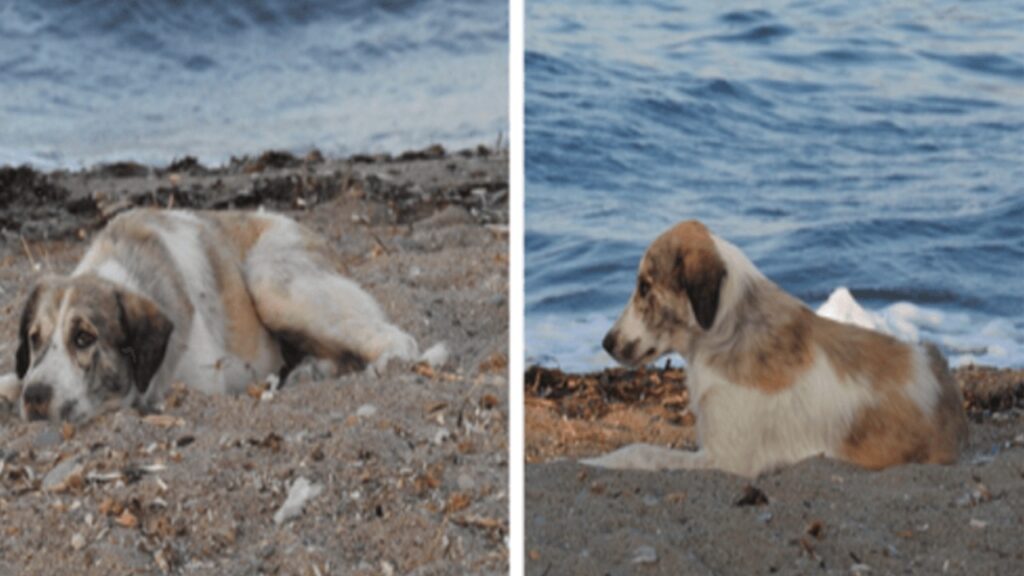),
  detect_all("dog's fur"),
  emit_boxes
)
[591,220,969,477]
[6,209,432,423]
